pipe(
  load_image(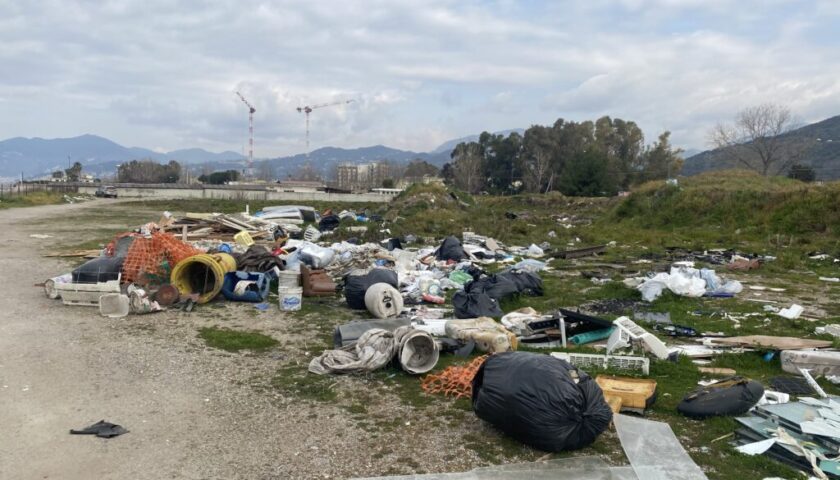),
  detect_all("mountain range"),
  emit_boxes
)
[682,115,840,179]
[0,134,245,180]
[0,131,506,180]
